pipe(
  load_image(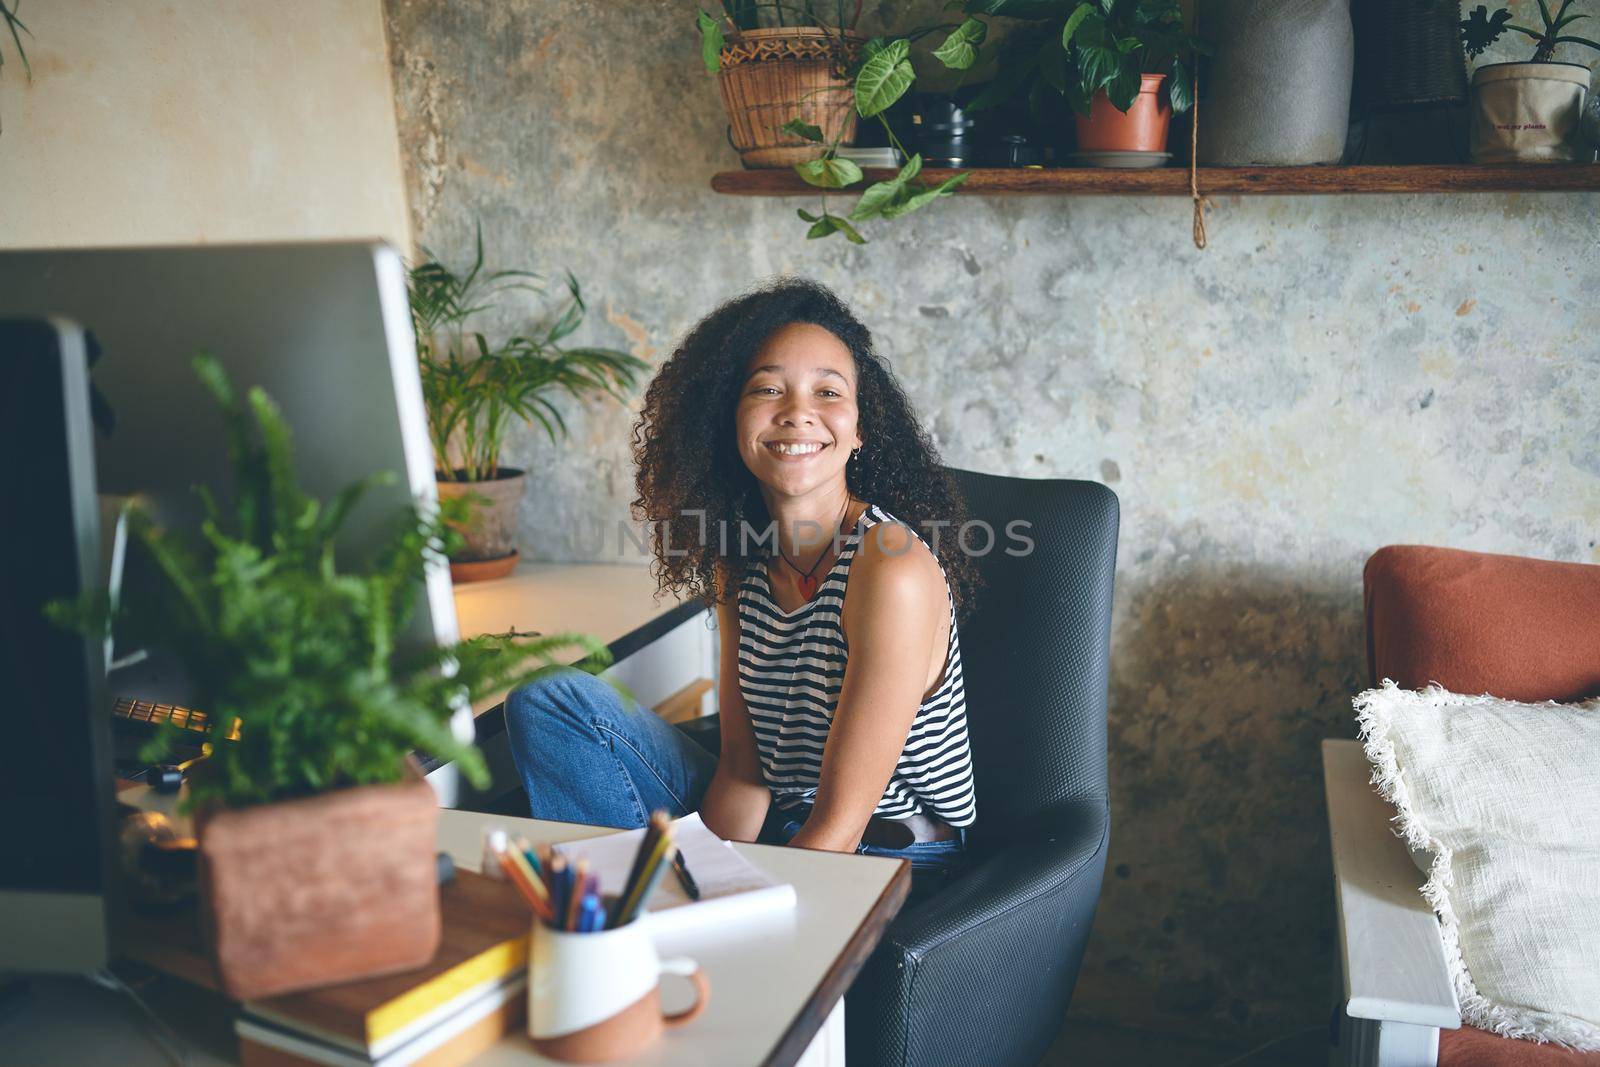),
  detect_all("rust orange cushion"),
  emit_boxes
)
[1364,545,1600,703]
[1442,1025,1600,1066]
